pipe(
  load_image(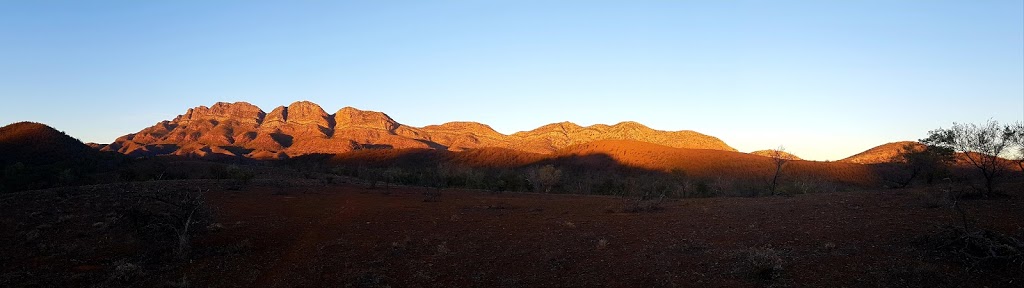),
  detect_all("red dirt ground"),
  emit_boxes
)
[3,181,1023,287]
